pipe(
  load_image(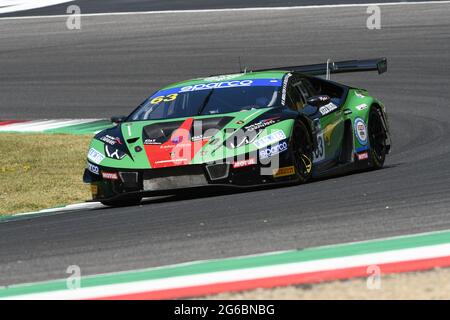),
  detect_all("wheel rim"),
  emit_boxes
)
[369,110,387,163]
[293,124,313,178]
